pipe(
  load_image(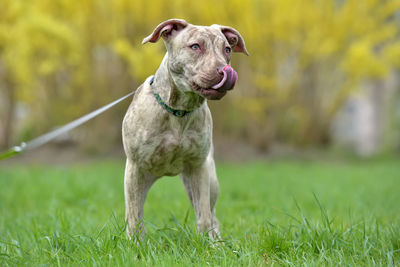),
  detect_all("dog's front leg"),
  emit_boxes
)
[182,157,219,238]
[124,158,156,239]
